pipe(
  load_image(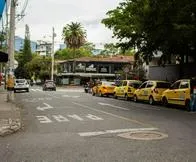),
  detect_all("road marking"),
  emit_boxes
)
[36,103,53,111]
[36,114,104,123]
[47,93,59,98]
[52,115,69,122]
[98,102,129,111]
[22,97,52,103]
[58,89,83,92]
[86,114,103,120]
[67,114,84,121]
[30,89,42,92]
[72,102,153,127]
[62,95,80,98]
[78,127,158,137]
[36,116,52,123]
